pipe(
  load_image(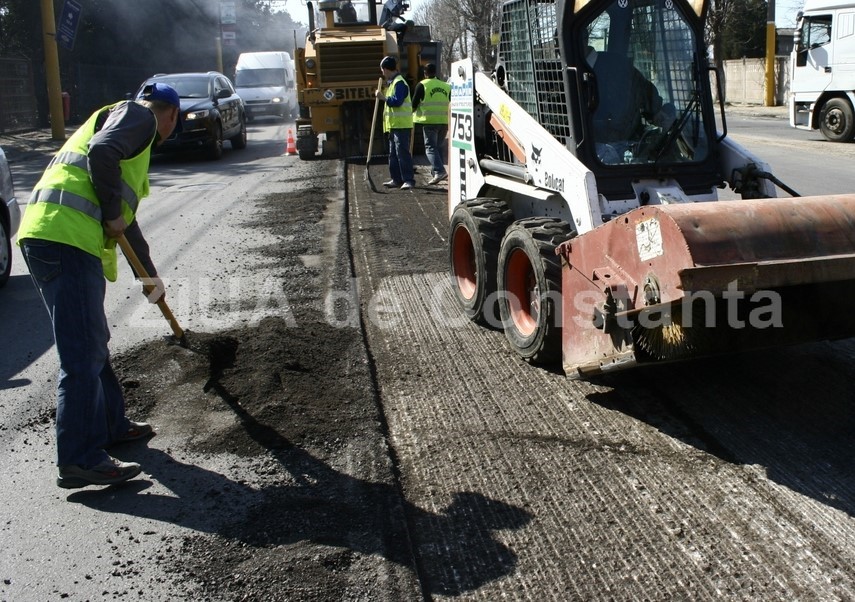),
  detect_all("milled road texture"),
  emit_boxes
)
[349,163,855,600]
